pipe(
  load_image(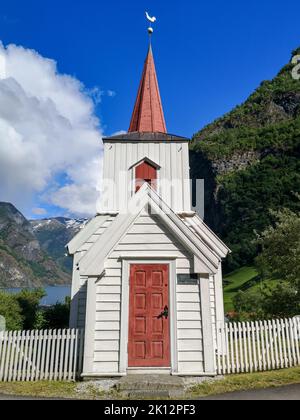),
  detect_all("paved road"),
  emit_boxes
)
[0,394,63,400]
[201,384,300,400]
